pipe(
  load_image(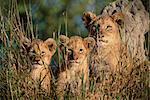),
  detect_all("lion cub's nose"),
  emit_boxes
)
[69,51,78,60]
[73,54,78,60]
[34,57,41,62]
